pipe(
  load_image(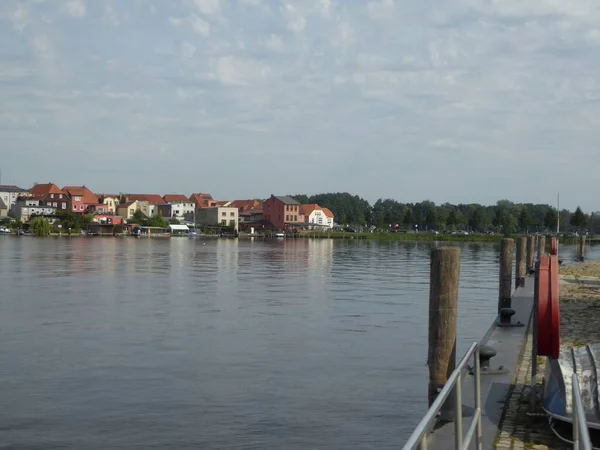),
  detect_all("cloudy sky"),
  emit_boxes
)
[1,0,598,210]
